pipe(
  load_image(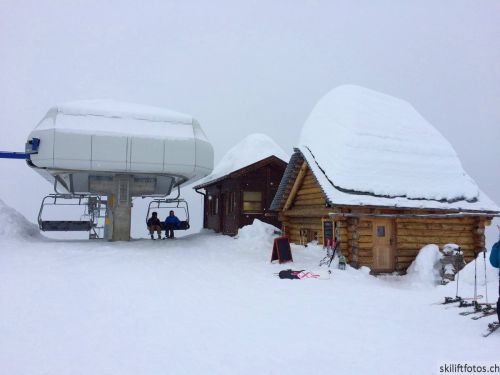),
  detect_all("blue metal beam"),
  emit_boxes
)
[0,152,30,159]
